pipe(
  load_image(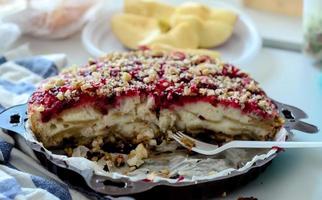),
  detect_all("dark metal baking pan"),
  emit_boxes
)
[0,102,318,196]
